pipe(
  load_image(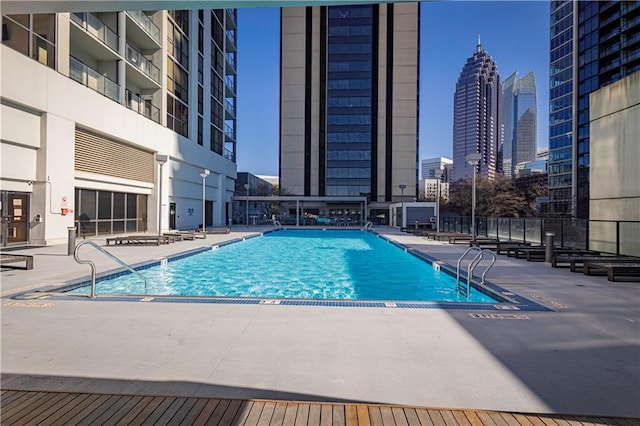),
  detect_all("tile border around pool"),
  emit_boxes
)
[11,230,552,312]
